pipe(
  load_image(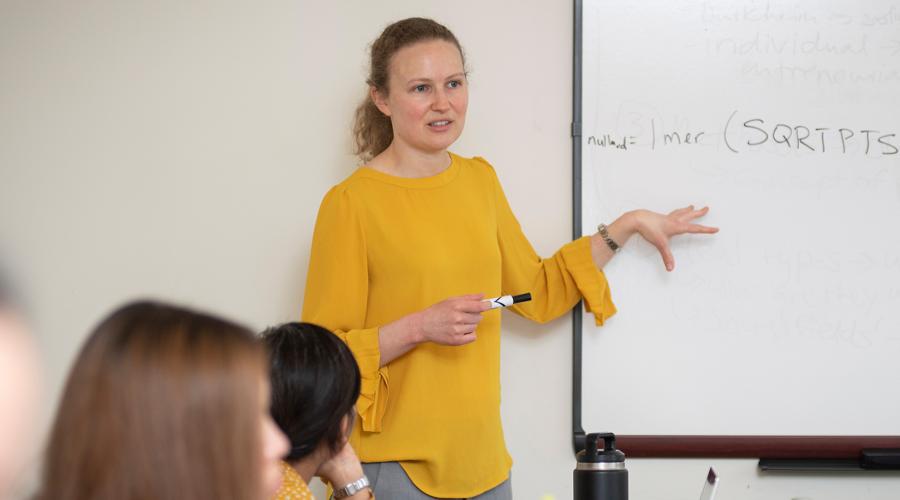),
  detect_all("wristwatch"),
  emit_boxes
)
[597,223,621,252]
[333,476,371,499]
